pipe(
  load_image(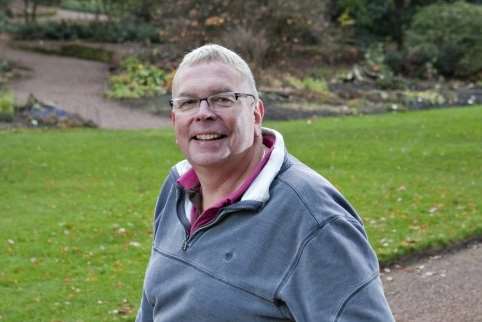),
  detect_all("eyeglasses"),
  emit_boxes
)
[169,92,256,113]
